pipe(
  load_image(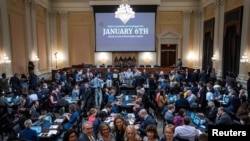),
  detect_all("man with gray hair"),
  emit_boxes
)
[78,121,96,141]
